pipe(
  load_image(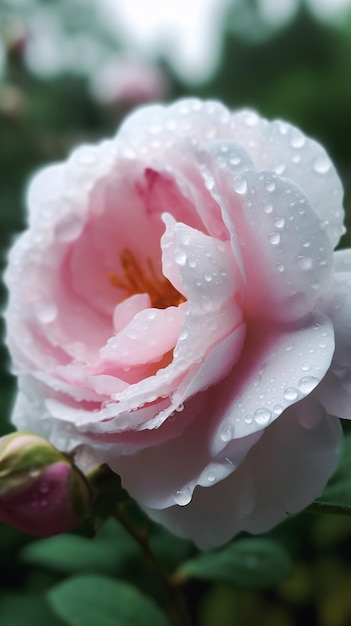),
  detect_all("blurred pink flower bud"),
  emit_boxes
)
[0,432,91,536]
[89,57,168,107]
